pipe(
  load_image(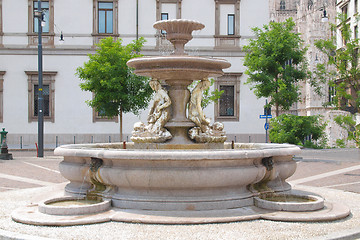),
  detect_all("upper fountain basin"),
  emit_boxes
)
[127,55,231,80]
[153,19,205,34]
